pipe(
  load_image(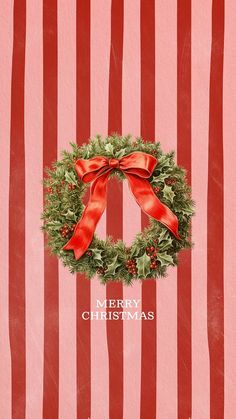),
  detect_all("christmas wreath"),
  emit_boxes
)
[42,135,194,284]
